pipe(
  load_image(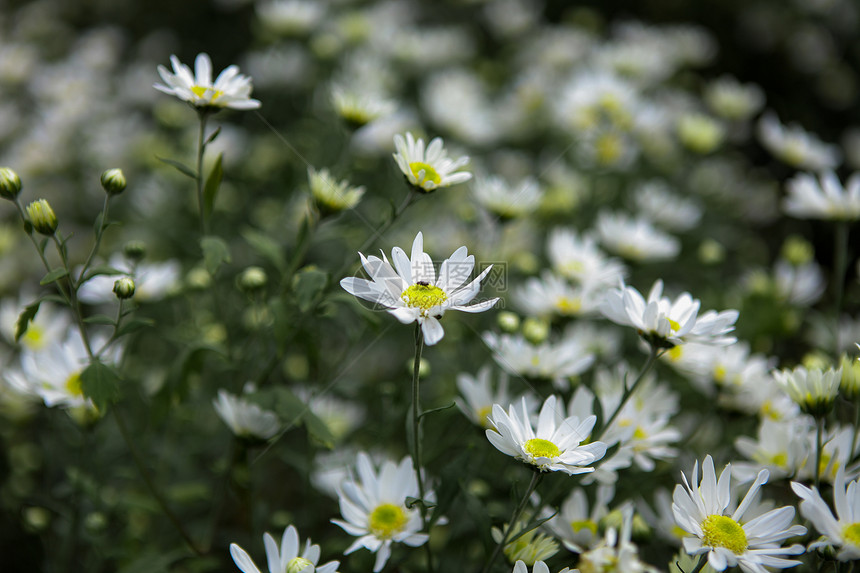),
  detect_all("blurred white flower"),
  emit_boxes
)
[784,171,860,221]
[455,365,514,428]
[734,417,810,483]
[486,395,607,475]
[229,524,339,573]
[0,297,70,351]
[513,272,602,319]
[255,0,325,36]
[340,232,498,346]
[472,174,543,220]
[307,167,365,215]
[392,132,472,192]
[704,76,765,122]
[757,112,840,170]
[213,389,280,440]
[792,467,860,561]
[511,560,572,573]
[672,455,806,572]
[543,484,614,553]
[331,85,396,128]
[547,229,626,290]
[578,504,659,573]
[595,212,680,262]
[600,279,738,348]
[78,255,181,304]
[482,331,595,386]
[331,453,429,572]
[154,53,261,110]
[632,181,702,232]
[772,365,841,417]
